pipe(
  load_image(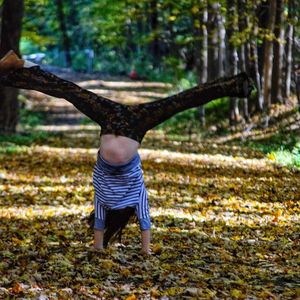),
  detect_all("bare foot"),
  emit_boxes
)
[0,50,24,75]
